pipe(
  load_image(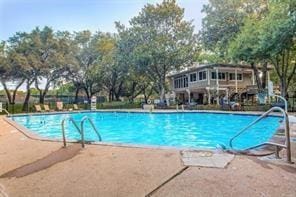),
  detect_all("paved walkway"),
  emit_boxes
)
[0,116,295,197]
